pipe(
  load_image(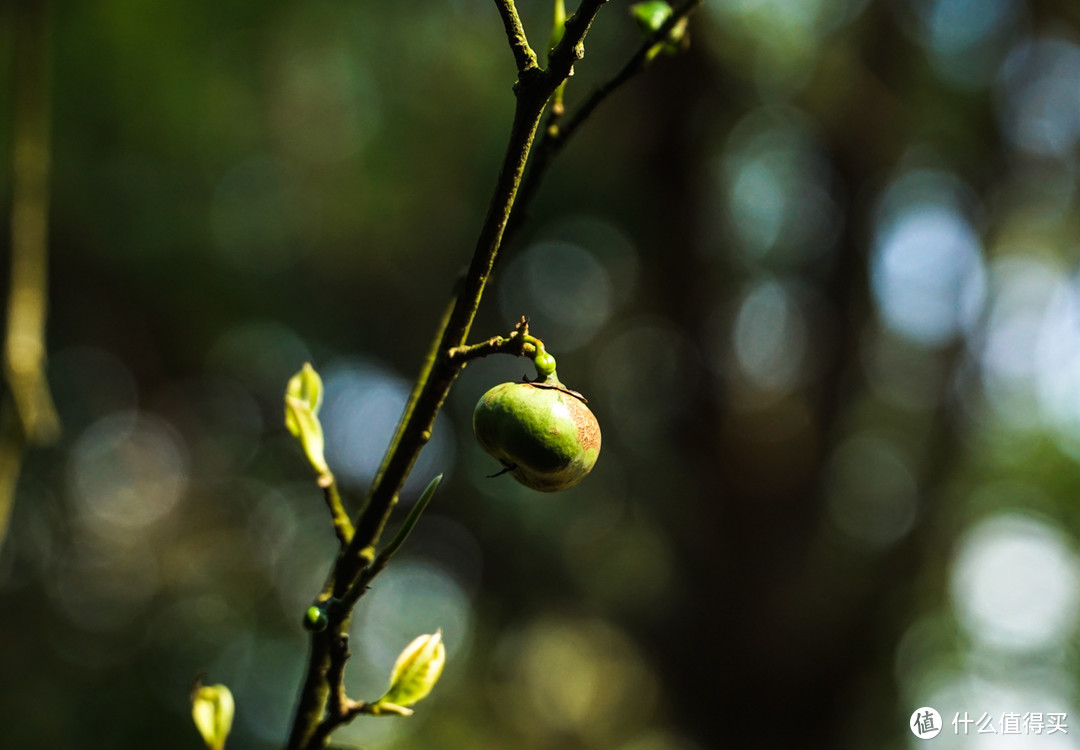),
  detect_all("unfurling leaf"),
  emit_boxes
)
[286,362,323,417]
[373,630,446,715]
[191,683,234,750]
[285,364,330,479]
[285,395,329,478]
